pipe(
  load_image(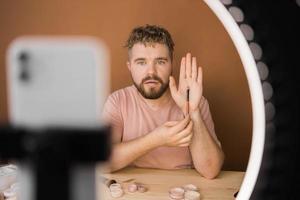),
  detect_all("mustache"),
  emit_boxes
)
[142,75,163,84]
